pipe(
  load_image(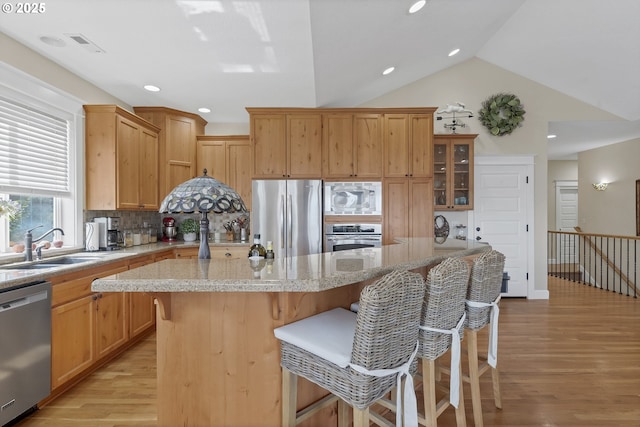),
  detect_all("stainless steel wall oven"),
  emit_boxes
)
[324,223,382,252]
